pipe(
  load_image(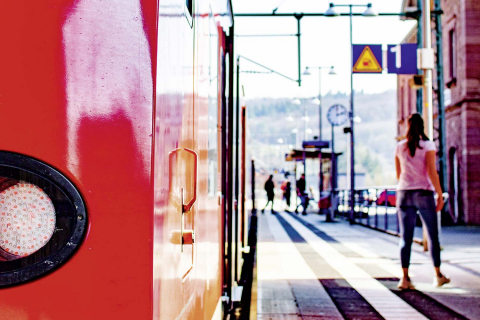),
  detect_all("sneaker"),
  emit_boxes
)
[434,275,450,287]
[397,277,415,290]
